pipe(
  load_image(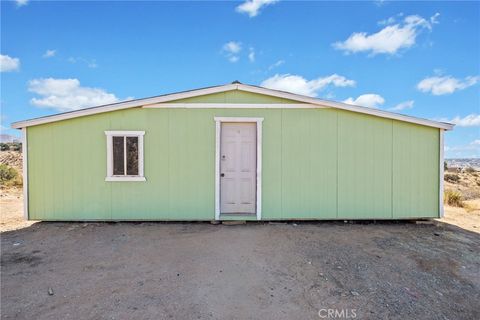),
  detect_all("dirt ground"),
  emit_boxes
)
[1,189,479,320]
